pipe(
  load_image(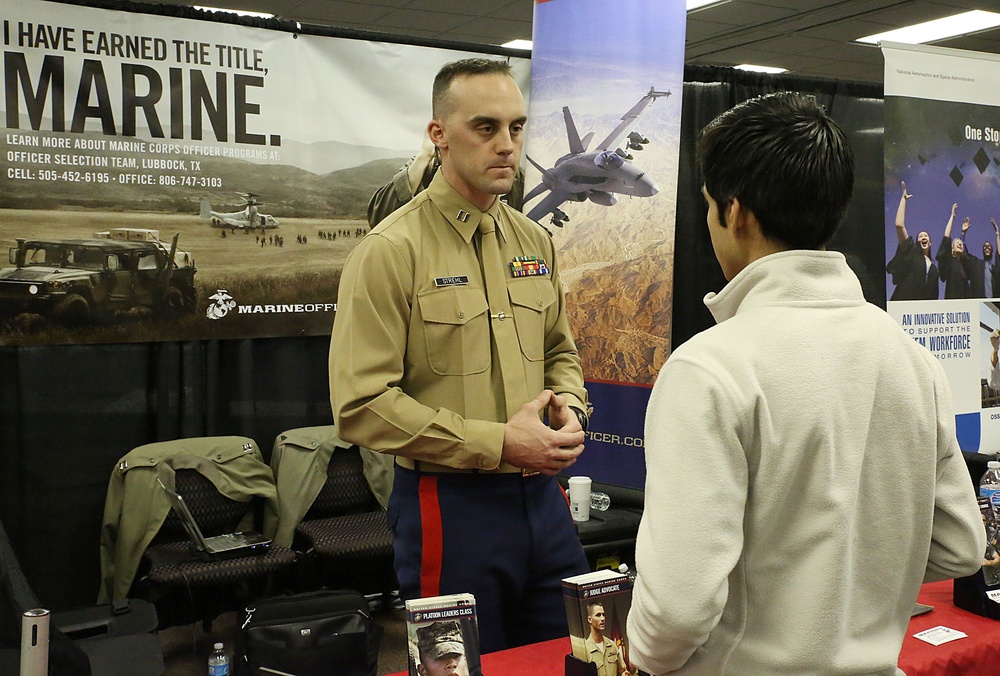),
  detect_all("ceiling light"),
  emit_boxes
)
[687,0,730,11]
[734,64,787,74]
[856,10,1000,45]
[502,39,532,50]
[194,5,275,19]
